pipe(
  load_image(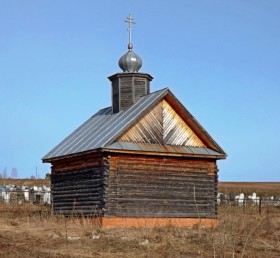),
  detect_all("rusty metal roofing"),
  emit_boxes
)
[42,88,226,161]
